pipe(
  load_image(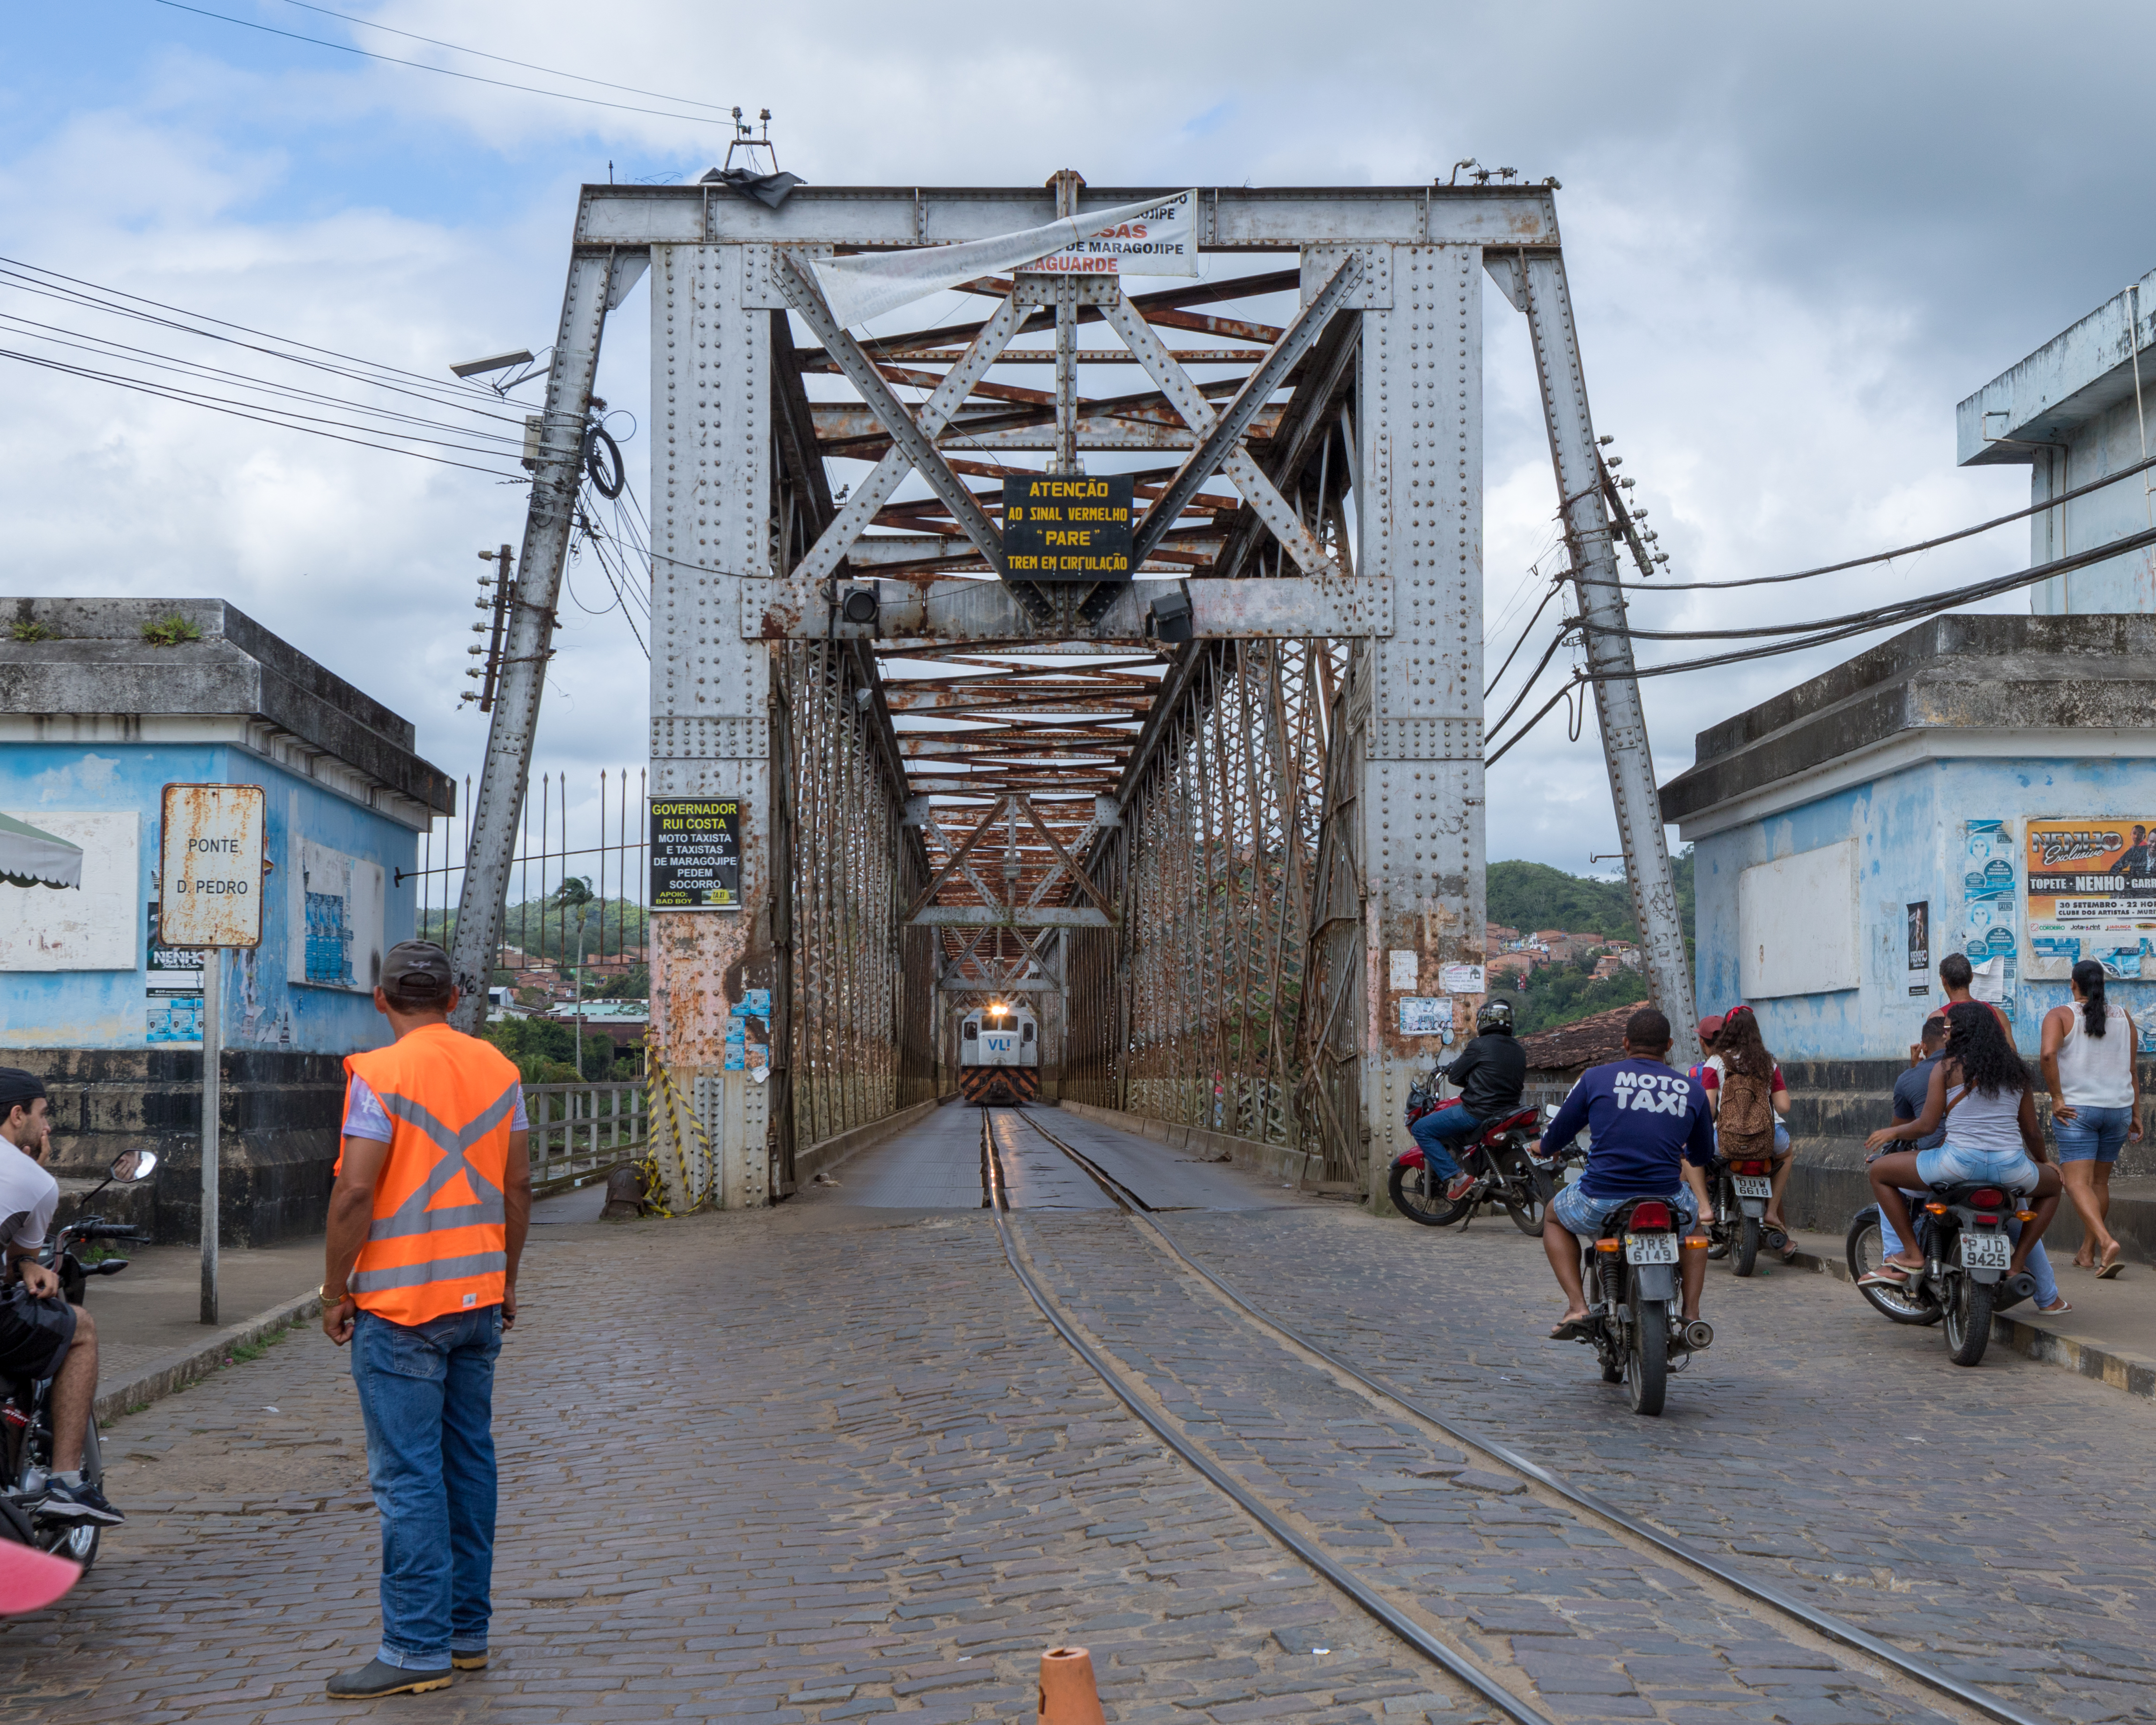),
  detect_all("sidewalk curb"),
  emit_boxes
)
[95,1289,323,1427]
[1788,1248,2156,1401]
